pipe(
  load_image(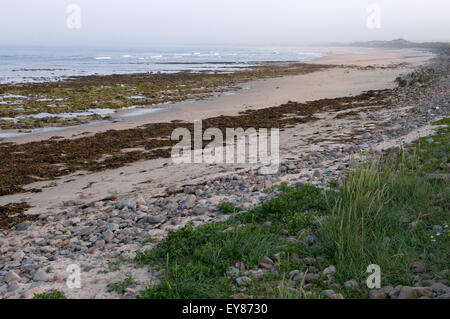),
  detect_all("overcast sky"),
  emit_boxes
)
[1,0,449,47]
